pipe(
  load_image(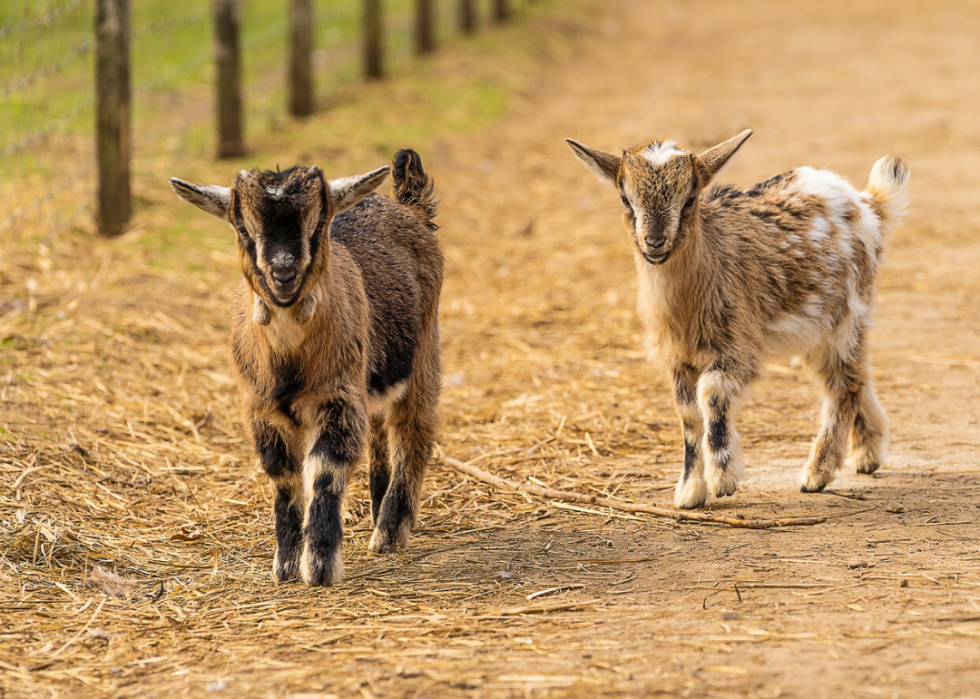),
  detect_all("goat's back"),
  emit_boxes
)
[696,167,888,357]
[331,193,443,396]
